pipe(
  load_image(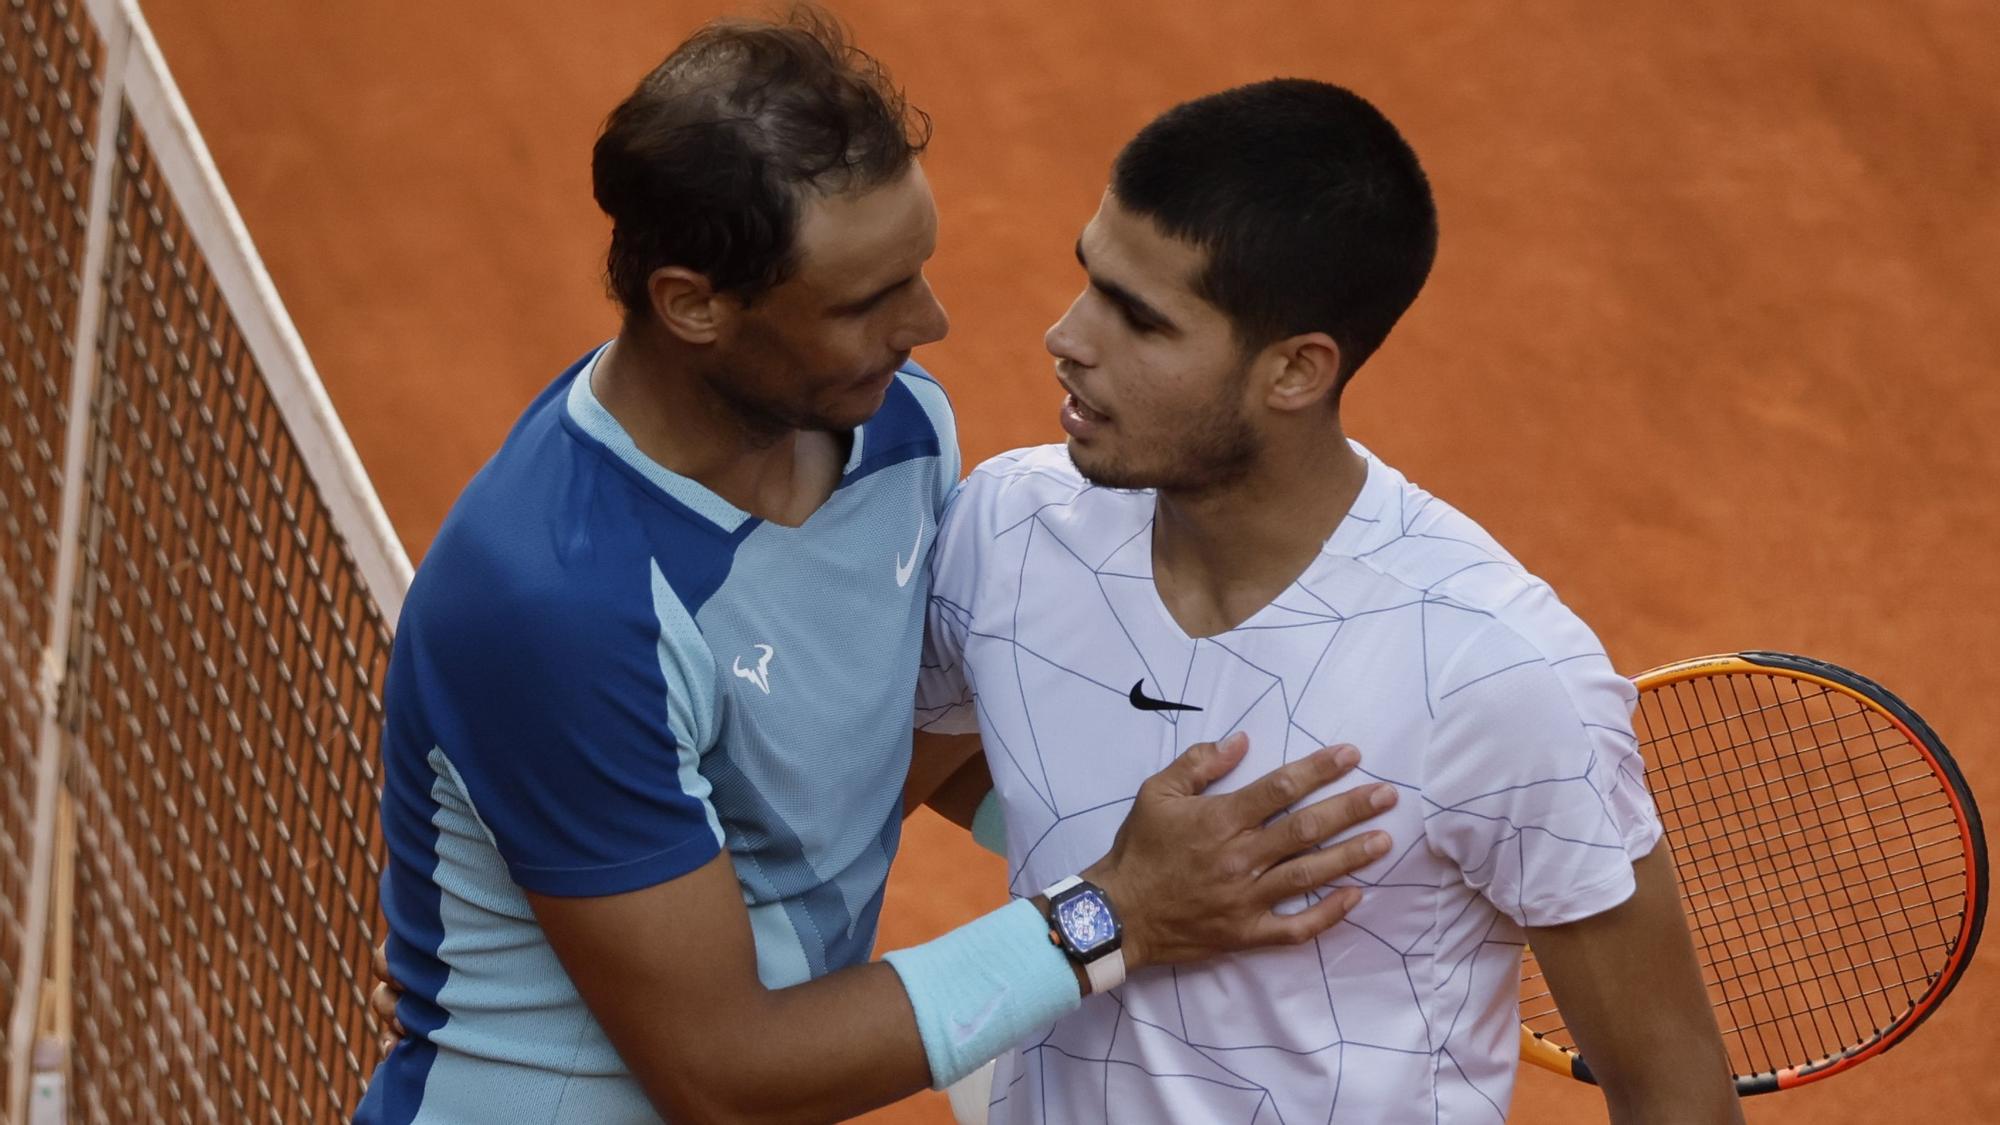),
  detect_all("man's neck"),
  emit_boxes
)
[1150,425,1368,639]
[592,328,843,527]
